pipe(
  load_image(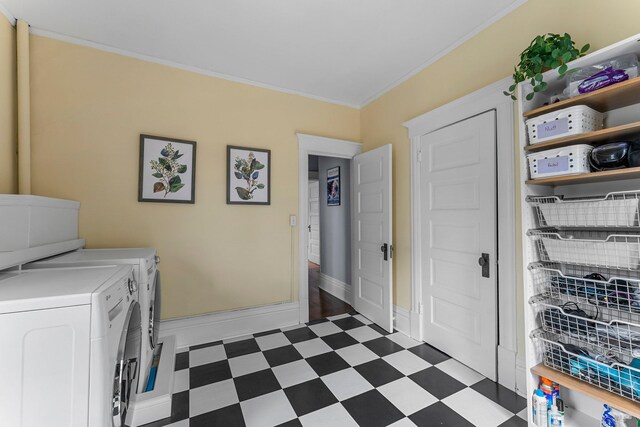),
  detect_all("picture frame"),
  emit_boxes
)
[327,166,340,206]
[227,145,271,205]
[138,134,197,204]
